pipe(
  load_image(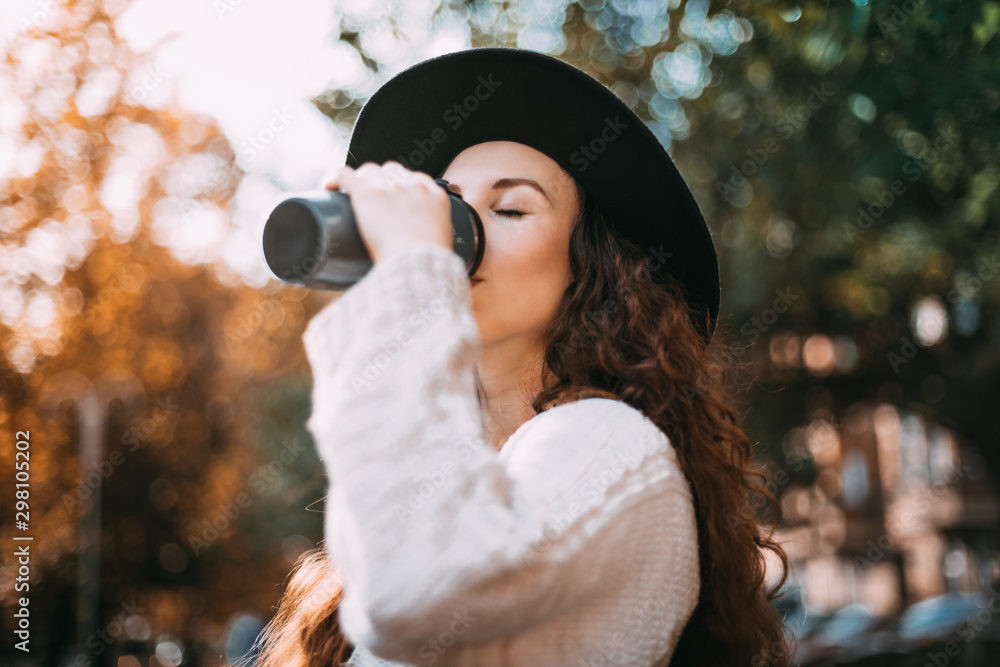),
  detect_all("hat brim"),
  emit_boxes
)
[345,47,720,343]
